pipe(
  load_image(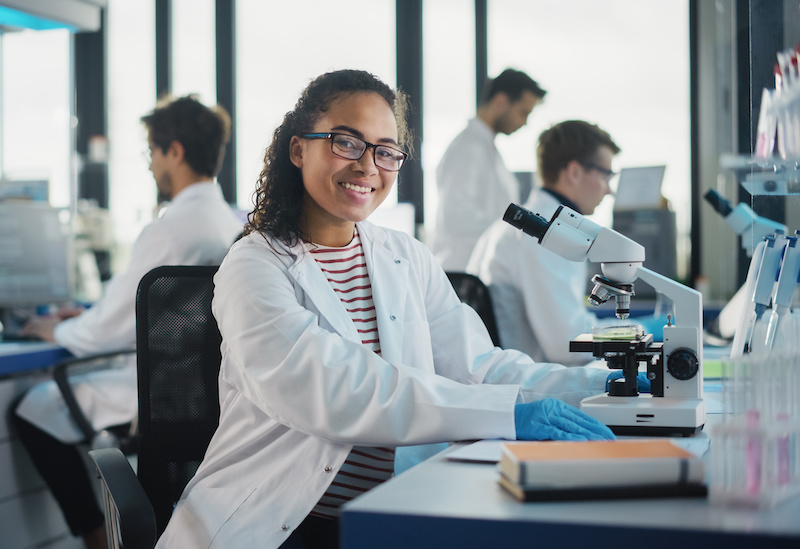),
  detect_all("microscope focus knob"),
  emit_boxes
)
[667,348,699,380]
